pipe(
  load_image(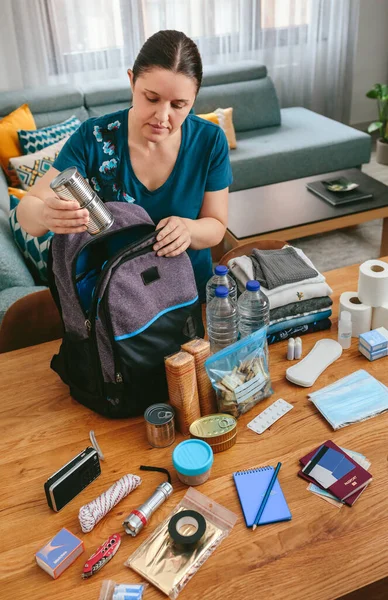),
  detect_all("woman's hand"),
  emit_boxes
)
[154,216,192,257]
[40,196,89,234]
